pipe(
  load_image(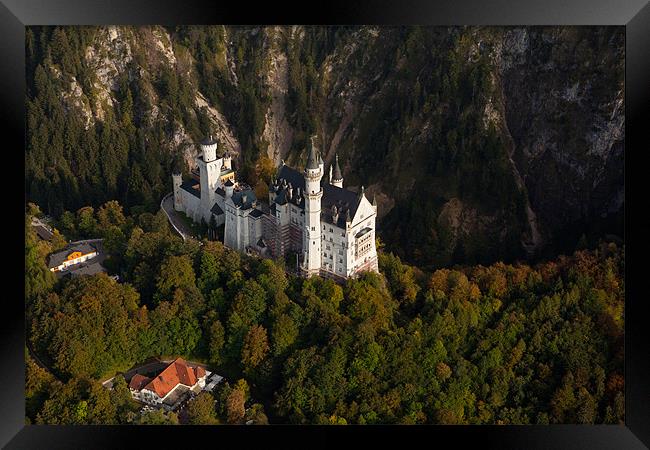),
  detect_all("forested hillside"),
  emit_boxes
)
[25,26,624,268]
[25,203,624,425]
